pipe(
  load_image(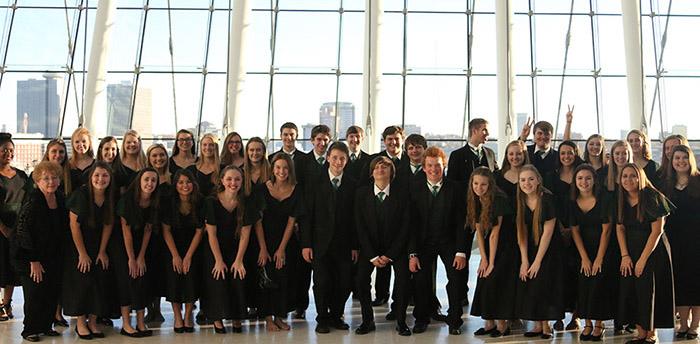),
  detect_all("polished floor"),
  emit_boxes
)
[0,253,694,343]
